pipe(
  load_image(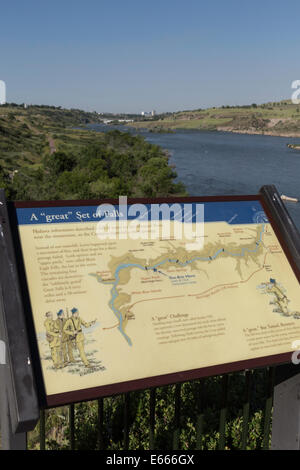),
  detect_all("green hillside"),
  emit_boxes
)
[130,100,300,136]
[0,104,186,200]
[0,104,103,170]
